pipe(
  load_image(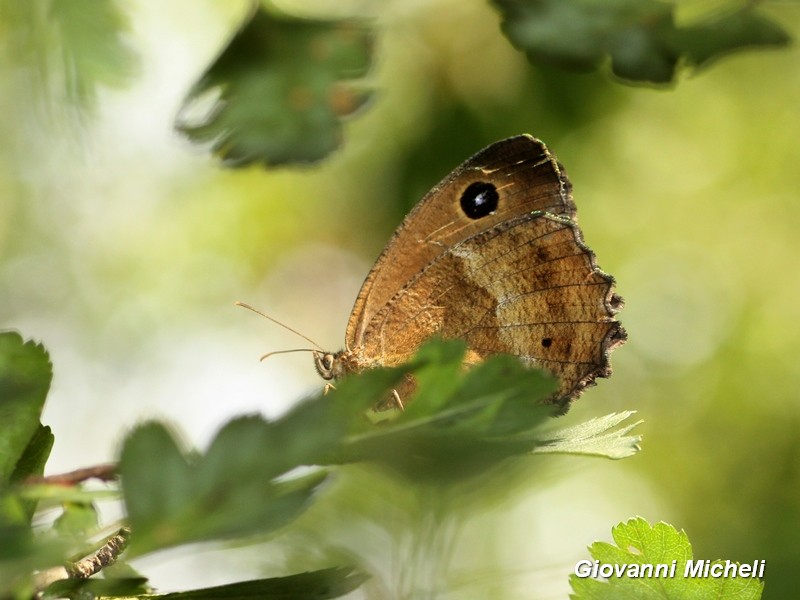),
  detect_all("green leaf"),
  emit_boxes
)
[99,559,149,581]
[570,517,764,599]
[46,0,138,104]
[119,356,409,555]
[176,5,373,166]
[329,340,561,481]
[675,10,792,69]
[120,337,637,553]
[0,332,53,485]
[492,0,790,84]
[18,483,119,505]
[533,411,642,459]
[53,501,99,537]
[400,335,470,415]
[9,425,54,485]
[43,577,150,600]
[120,420,328,555]
[0,508,70,597]
[119,423,193,540]
[9,424,55,522]
[1,0,137,110]
[152,566,367,599]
